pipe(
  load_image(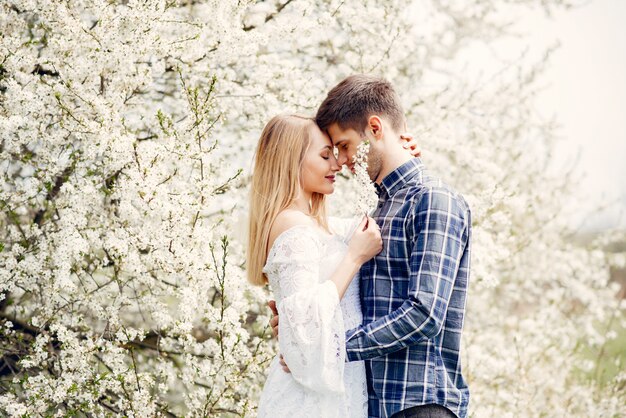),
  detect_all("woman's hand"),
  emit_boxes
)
[347,216,383,265]
[401,132,421,157]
